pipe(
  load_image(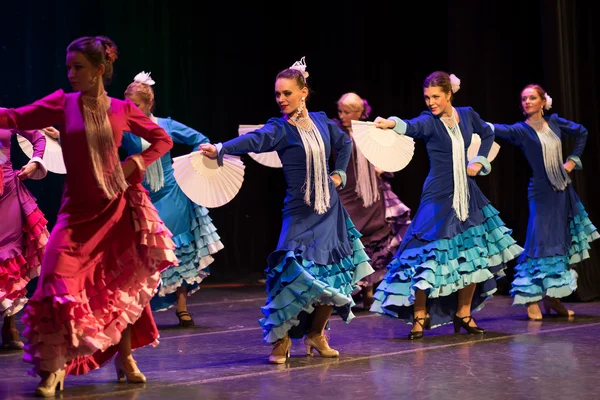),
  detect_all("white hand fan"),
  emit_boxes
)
[172,151,245,208]
[350,120,415,172]
[468,134,501,162]
[17,132,66,174]
[238,125,282,168]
